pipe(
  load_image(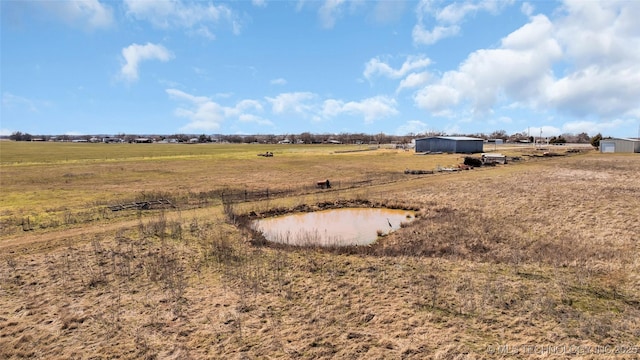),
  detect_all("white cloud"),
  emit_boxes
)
[124,0,241,36]
[270,78,288,85]
[547,65,640,118]
[414,83,461,116]
[264,91,398,124]
[372,1,407,24]
[38,0,114,29]
[266,92,317,114]
[237,99,264,112]
[343,96,399,123]
[238,114,273,126]
[318,0,346,29]
[2,92,38,112]
[397,72,430,93]
[414,0,640,123]
[395,120,431,135]
[414,14,563,115]
[413,0,513,45]
[543,1,640,119]
[488,116,513,125]
[167,89,271,131]
[322,96,399,123]
[0,128,12,136]
[436,0,513,24]
[364,55,431,80]
[527,126,562,137]
[560,119,635,136]
[521,2,534,16]
[252,0,267,7]
[191,26,216,40]
[120,43,173,82]
[412,24,460,45]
